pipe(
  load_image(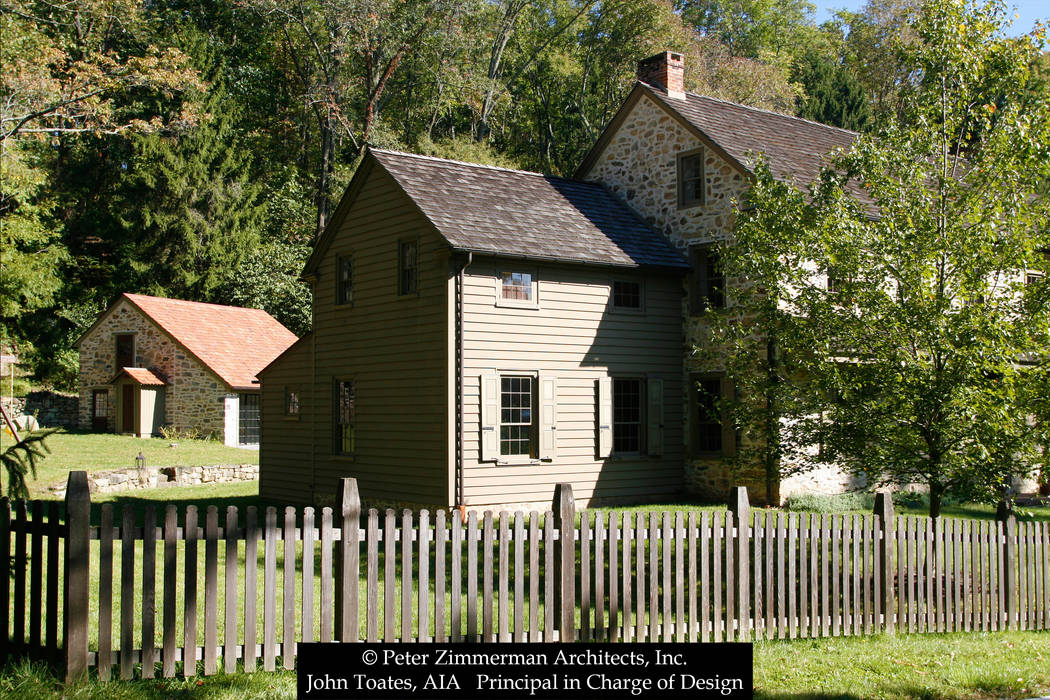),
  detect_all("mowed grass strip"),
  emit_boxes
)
[2,631,1049,699]
[13,431,258,497]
